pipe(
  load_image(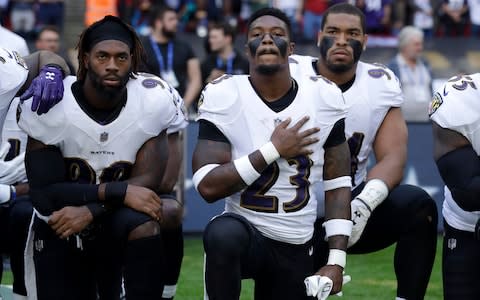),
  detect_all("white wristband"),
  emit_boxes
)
[327,249,346,268]
[323,219,353,238]
[234,155,261,185]
[192,164,220,190]
[356,179,389,211]
[0,184,11,204]
[324,176,352,191]
[259,142,280,164]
